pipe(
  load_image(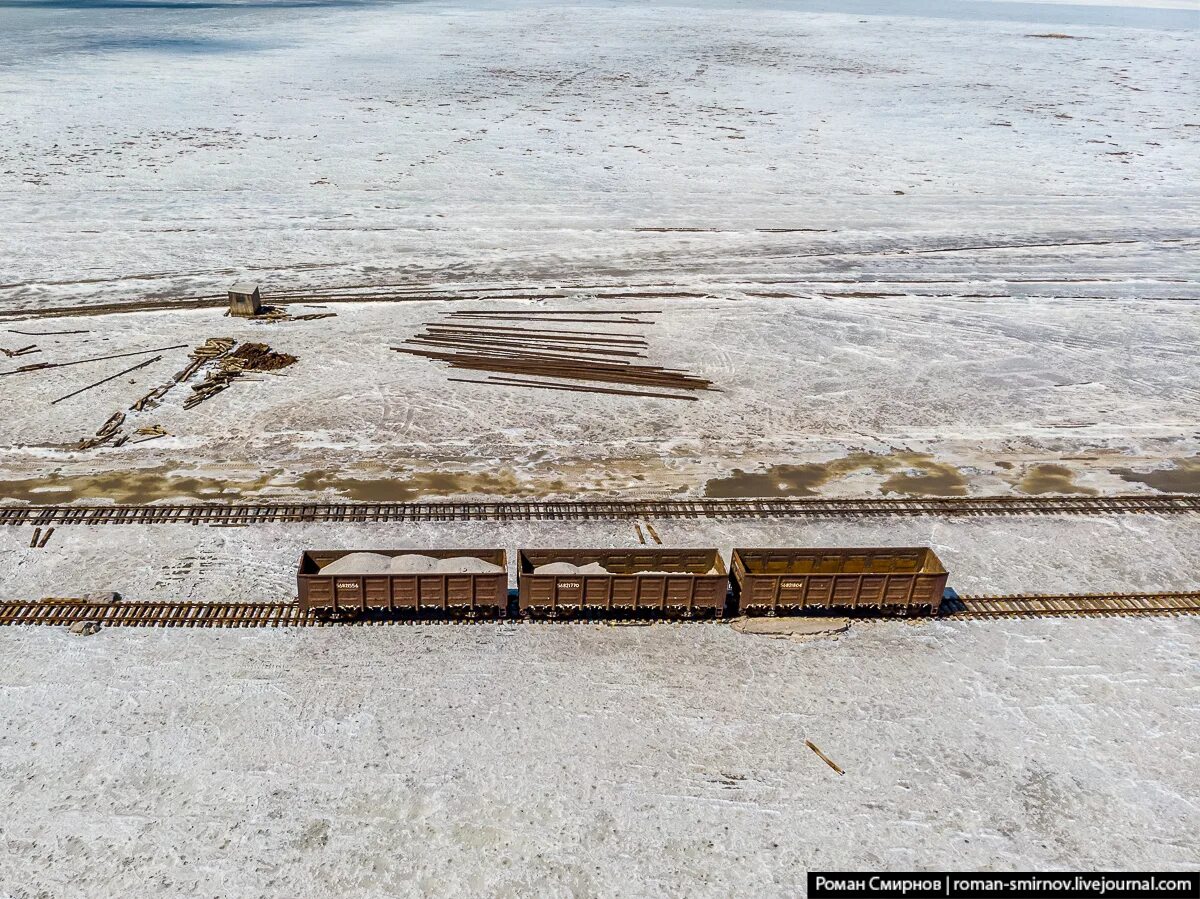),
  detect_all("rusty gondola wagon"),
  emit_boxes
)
[518,548,729,618]
[731,546,949,616]
[297,549,509,618]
